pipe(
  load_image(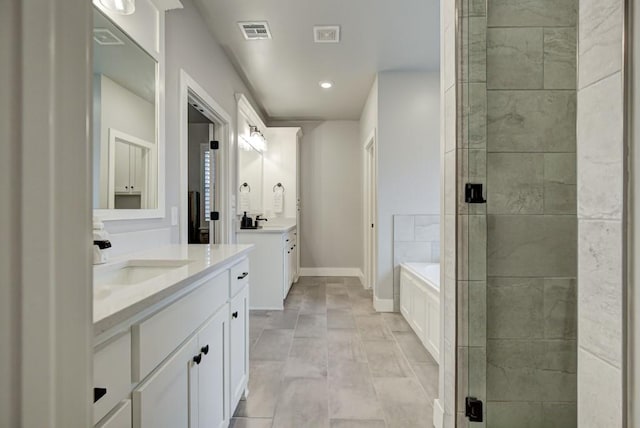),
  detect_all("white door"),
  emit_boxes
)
[114,141,131,193]
[132,335,199,428]
[364,137,377,291]
[197,306,229,428]
[229,286,249,410]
